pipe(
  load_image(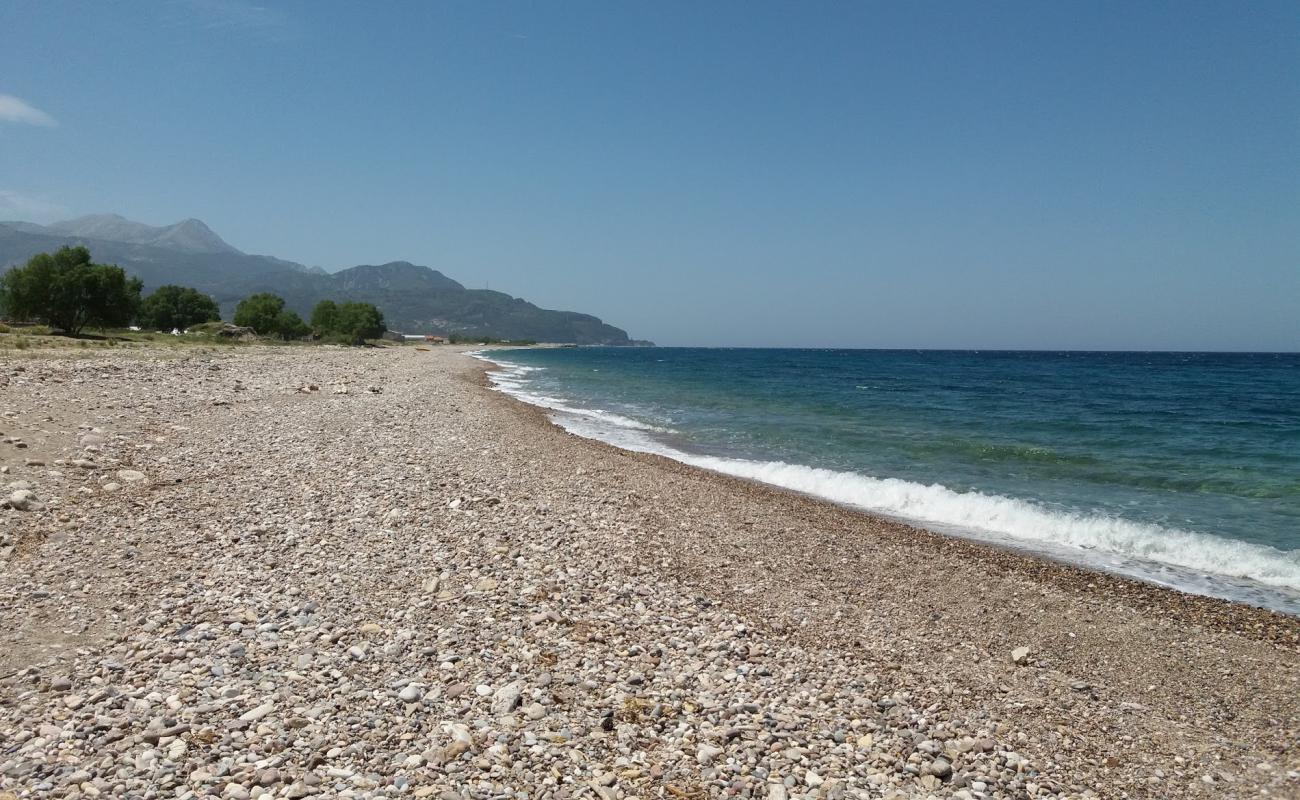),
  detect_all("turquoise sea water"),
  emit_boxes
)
[475,348,1300,614]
